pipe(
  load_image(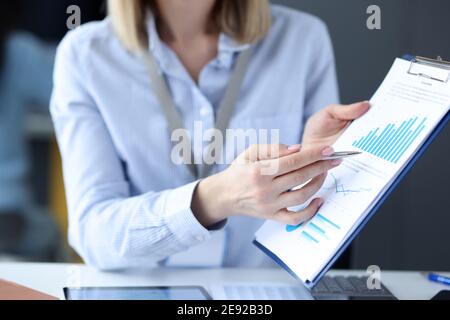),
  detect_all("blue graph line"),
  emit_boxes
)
[326,173,372,196]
